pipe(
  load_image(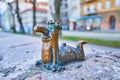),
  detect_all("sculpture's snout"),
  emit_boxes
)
[34,26,48,34]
